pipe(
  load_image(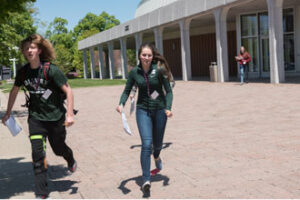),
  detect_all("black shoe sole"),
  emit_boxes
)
[142,184,151,193]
